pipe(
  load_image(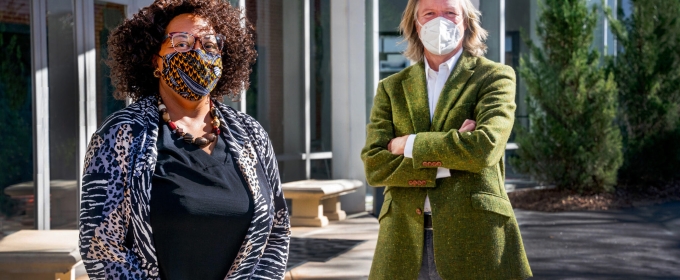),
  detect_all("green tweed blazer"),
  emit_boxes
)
[362,52,532,280]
